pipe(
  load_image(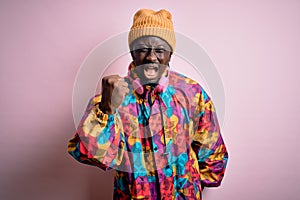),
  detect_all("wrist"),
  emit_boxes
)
[99,102,116,114]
